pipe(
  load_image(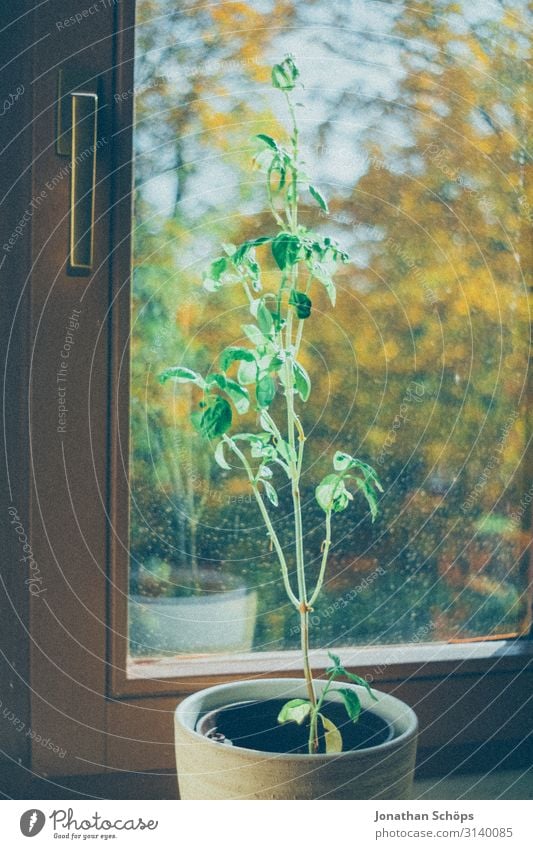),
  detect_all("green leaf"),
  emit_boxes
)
[232,243,252,265]
[220,346,255,372]
[256,133,278,150]
[342,672,377,701]
[271,233,301,270]
[274,437,297,466]
[310,262,336,306]
[328,651,341,670]
[232,432,269,445]
[271,55,300,91]
[261,479,278,506]
[319,714,343,753]
[315,474,352,513]
[293,361,311,401]
[256,375,276,408]
[333,451,353,471]
[336,688,361,723]
[271,64,289,90]
[199,397,232,439]
[355,477,379,522]
[326,652,377,702]
[210,256,227,279]
[203,257,239,292]
[214,440,231,470]
[224,379,250,414]
[276,162,287,190]
[242,324,267,347]
[159,366,204,387]
[330,452,383,520]
[259,411,276,434]
[289,290,312,319]
[267,355,285,373]
[205,373,227,391]
[277,699,311,725]
[251,441,276,462]
[257,301,274,335]
[249,236,274,247]
[206,372,249,412]
[309,184,328,212]
[258,465,273,479]
[248,259,262,292]
[190,410,203,433]
[335,453,382,485]
[237,359,257,385]
[233,236,273,265]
